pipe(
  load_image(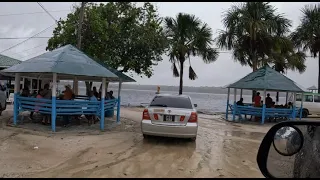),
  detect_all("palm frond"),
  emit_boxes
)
[189,65,198,80]
[172,63,179,77]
